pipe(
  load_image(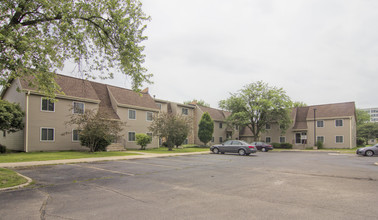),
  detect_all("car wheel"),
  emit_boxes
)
[261,148,266,152]
[212,148,219,154]
[238,149,246,156]
[365,150,374,157]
